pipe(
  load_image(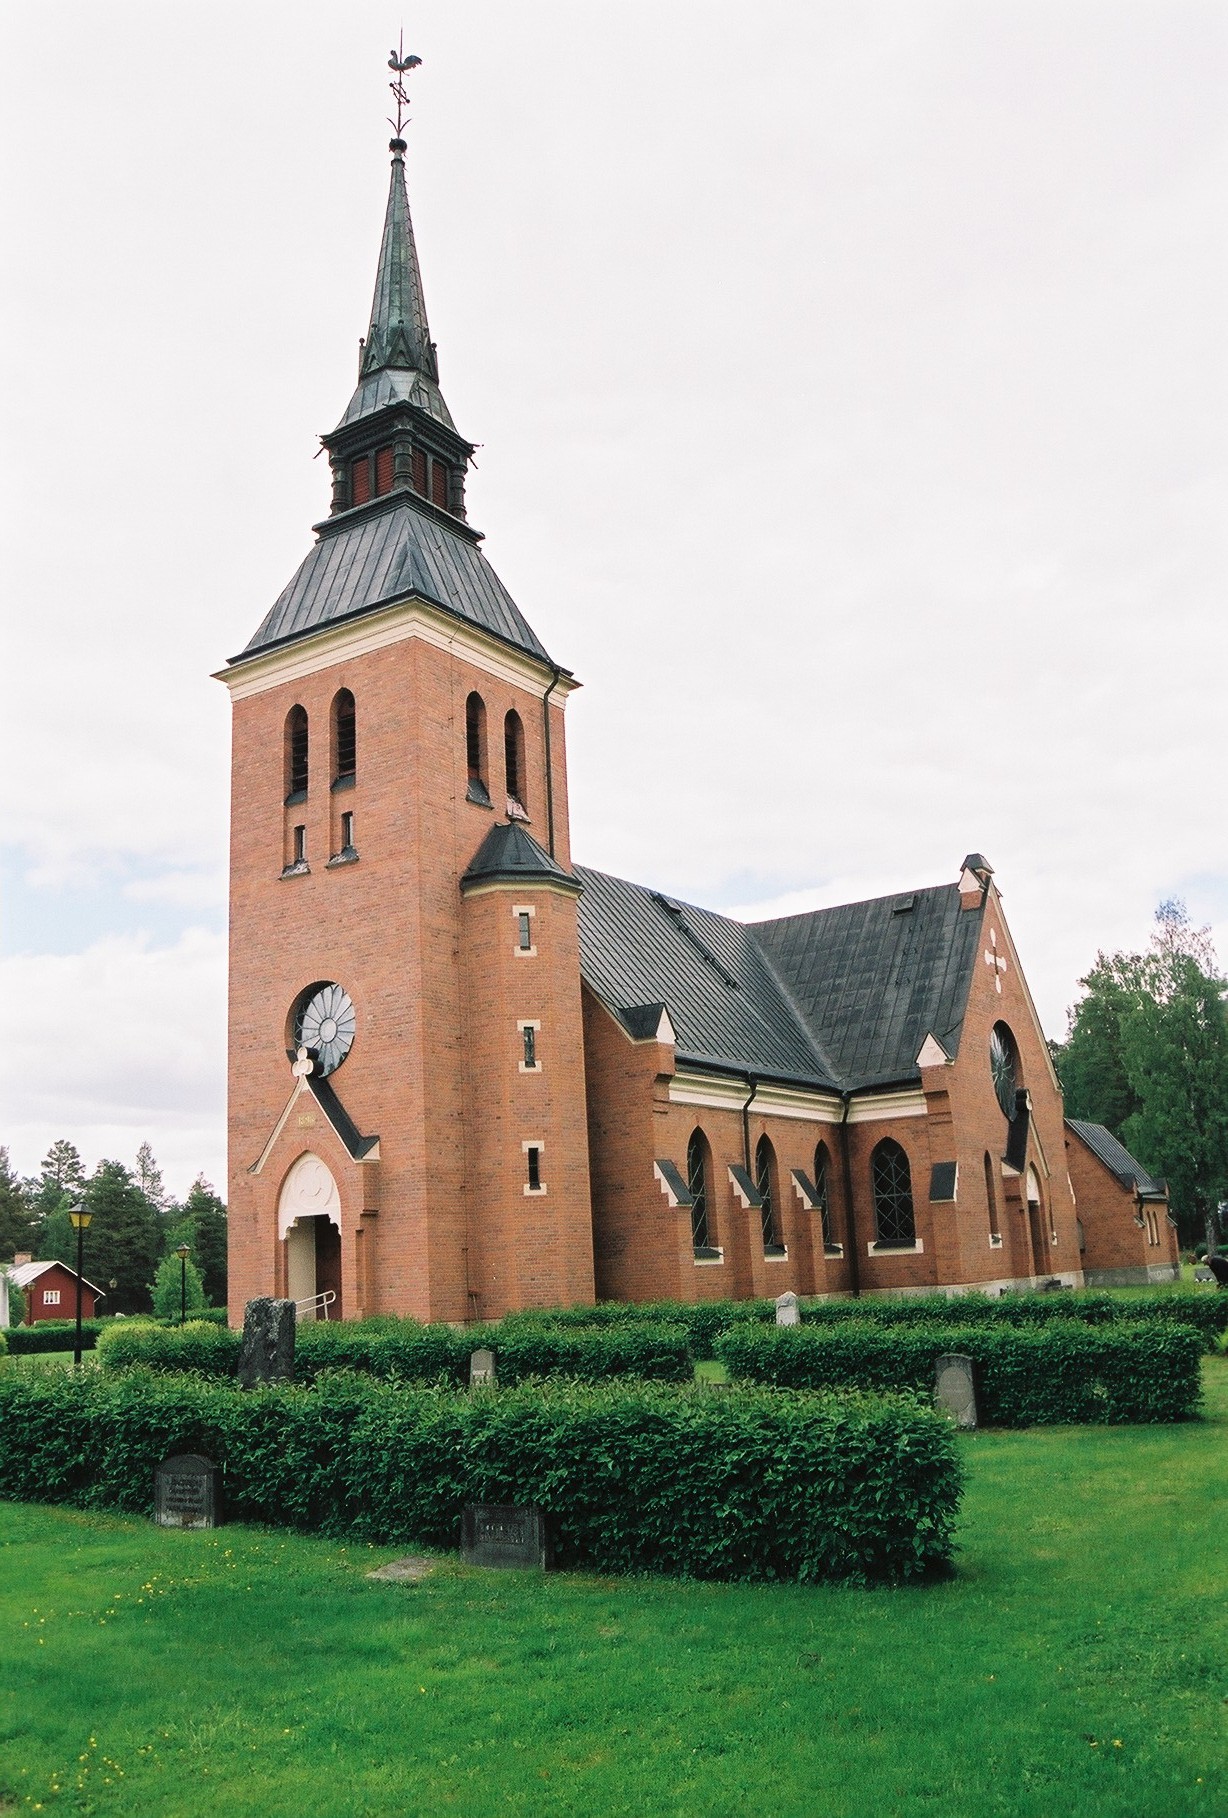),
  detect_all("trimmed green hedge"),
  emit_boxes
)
[501,1300,775,1354]
[714,1321,1204,1424]
[96,1317,695,1386]
[5,1320,105,1355]
[0,1369,962,1584]
[796,1289,1228,1348]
